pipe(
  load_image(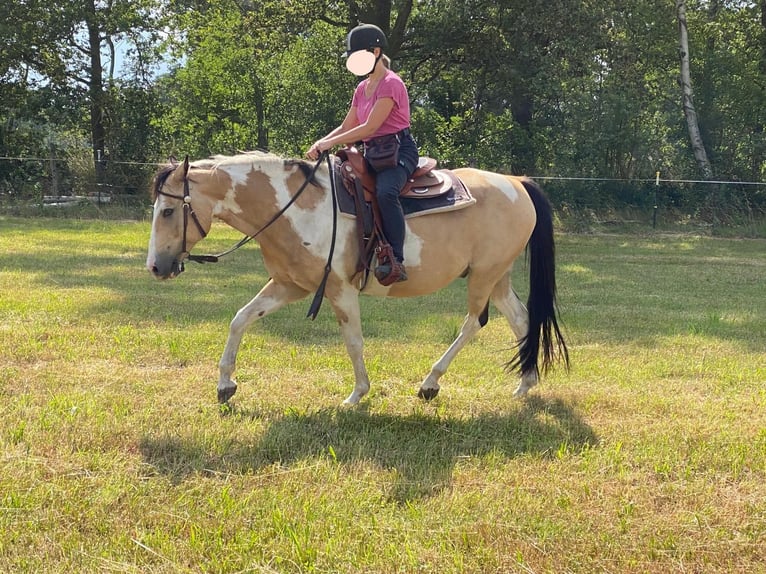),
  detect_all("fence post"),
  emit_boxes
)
[49,141,60,197]
[653,171,660,229]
